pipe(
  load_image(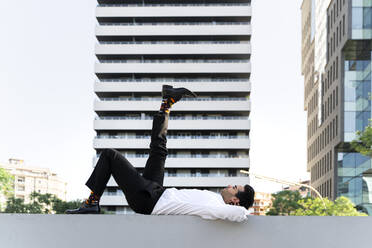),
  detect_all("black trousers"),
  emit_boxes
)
[86,112,168,215]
